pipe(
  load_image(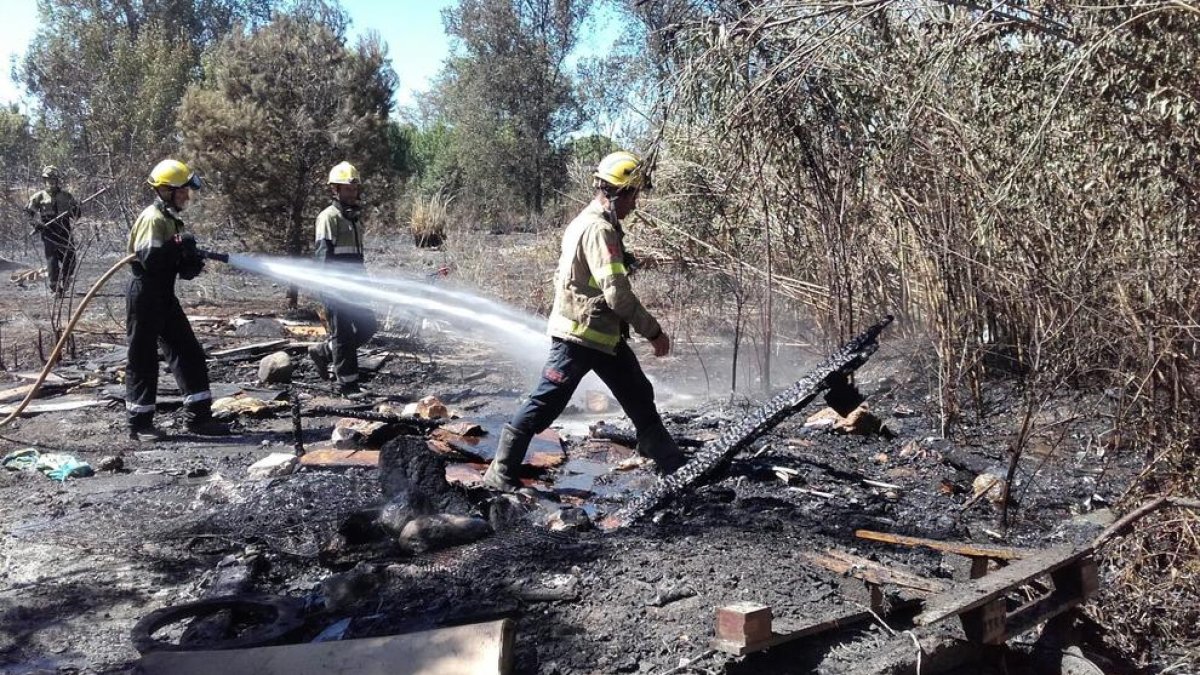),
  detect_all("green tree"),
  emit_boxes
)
[438,0,591,220]
[178,2,397,265]
[0,105,35,177]
[18,0,274,189]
